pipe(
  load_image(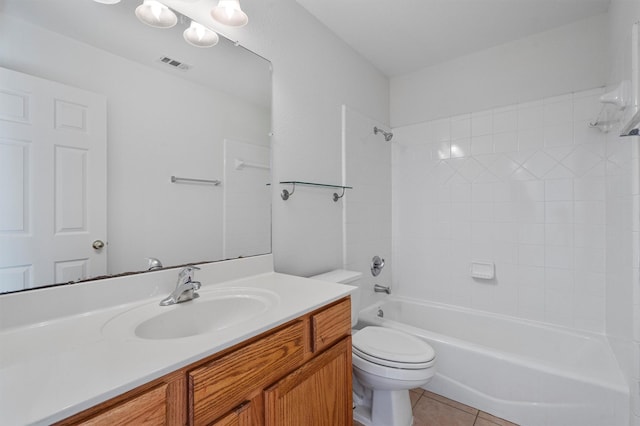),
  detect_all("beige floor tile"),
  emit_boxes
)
[352,391,519,426]
[474,418,498,426]
[410,390,422,407]
[411,387,425,395]
[477,411,519,426]
[422,390,479,415]
[412,397,477,426]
